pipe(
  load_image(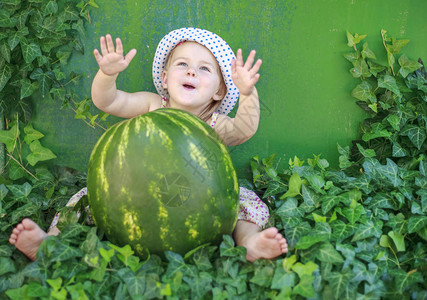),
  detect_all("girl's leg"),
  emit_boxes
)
[234,187,288,262]
[9,187,87,261]
[233,219,288,262]
[9,219,59,261]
